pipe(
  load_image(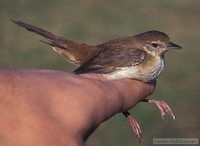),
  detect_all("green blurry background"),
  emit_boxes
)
[0,0,199,145]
